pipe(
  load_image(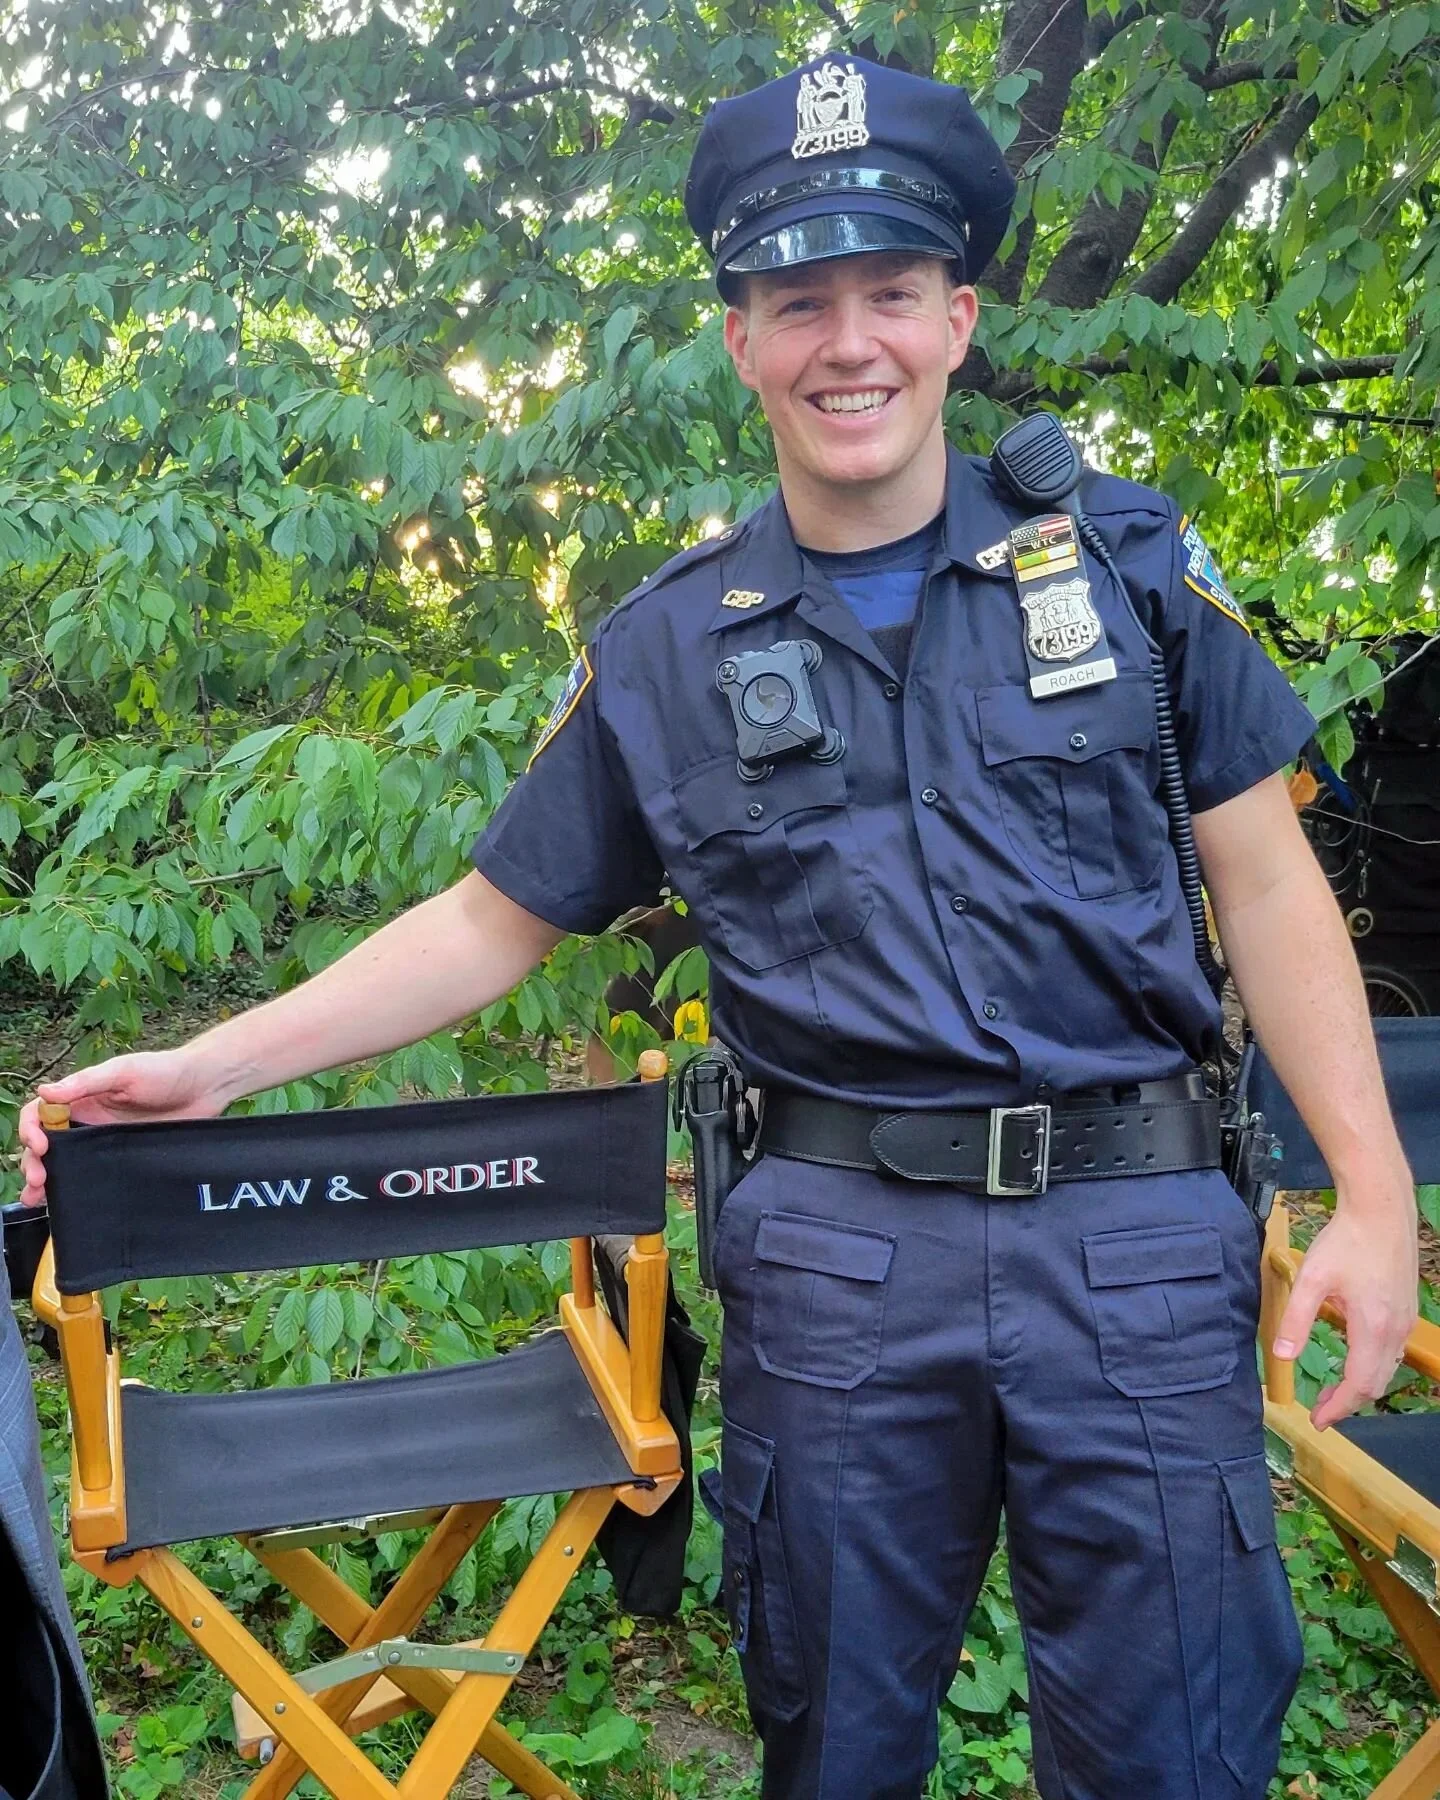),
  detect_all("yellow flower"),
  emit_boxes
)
[673,999,709,1044]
